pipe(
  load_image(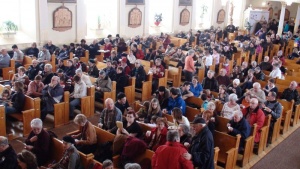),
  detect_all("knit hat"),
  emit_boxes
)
[190,117,206,124]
